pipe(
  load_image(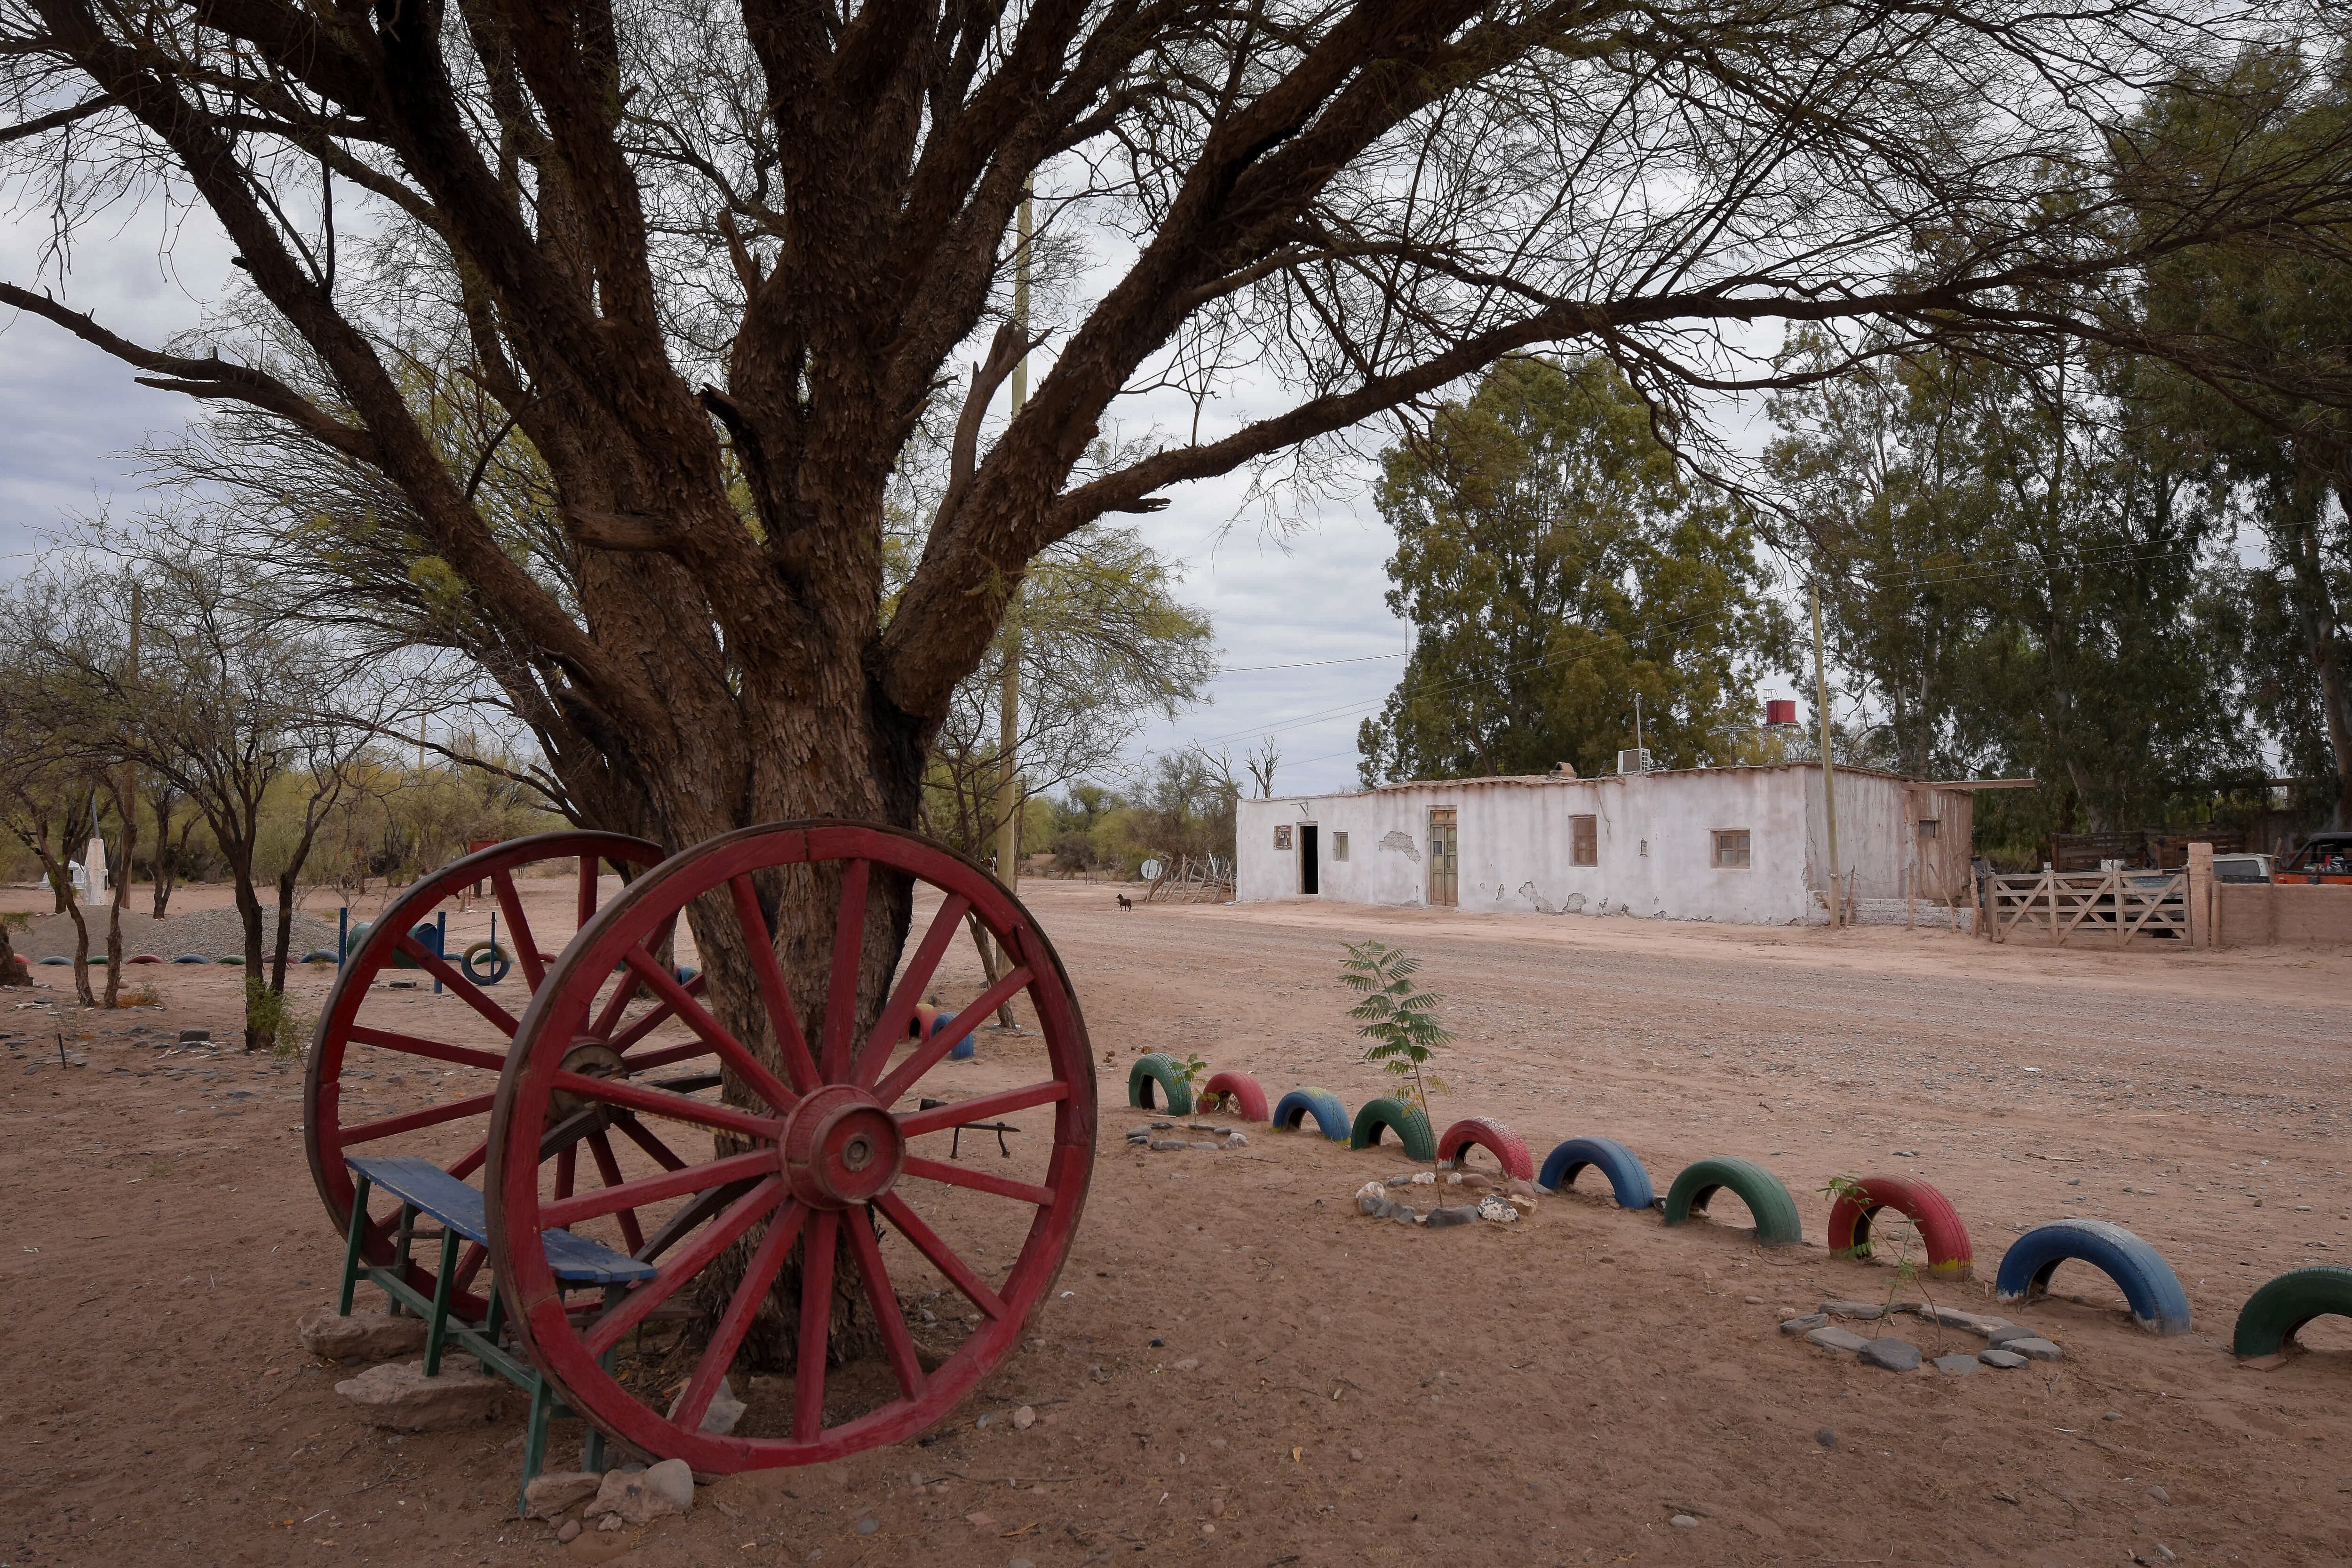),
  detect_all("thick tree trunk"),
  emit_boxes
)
[150,786,184,918]
[0,919,25,987]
